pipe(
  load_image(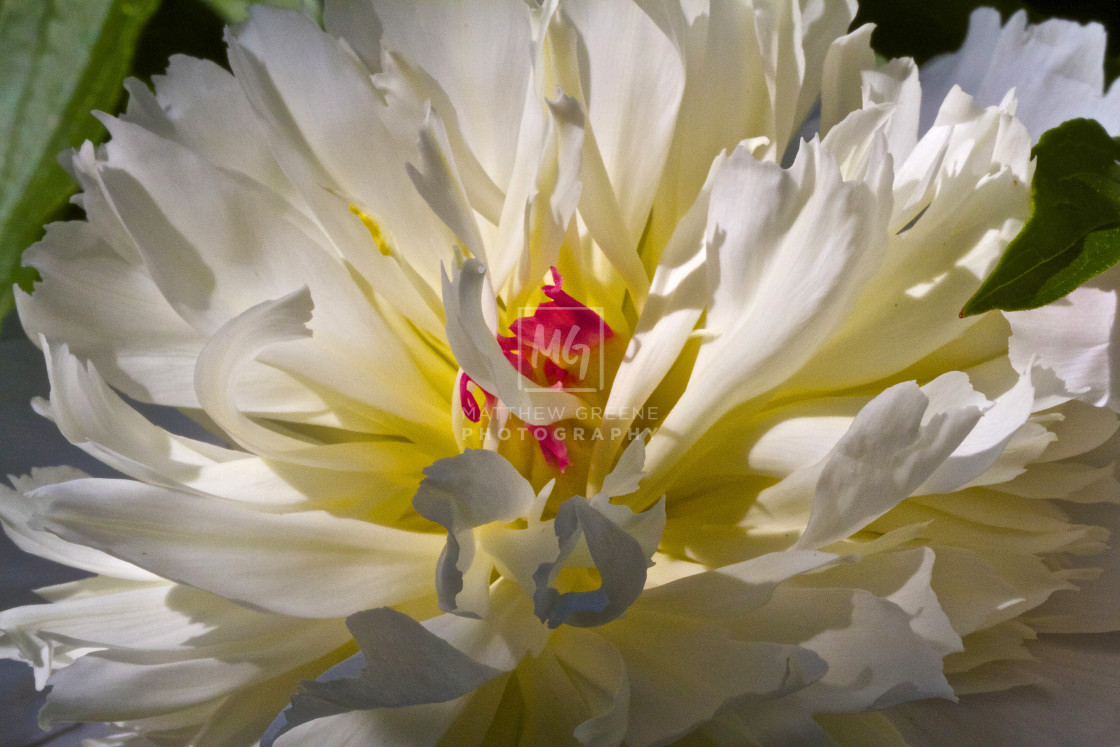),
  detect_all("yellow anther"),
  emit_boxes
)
[349,204,393,256]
